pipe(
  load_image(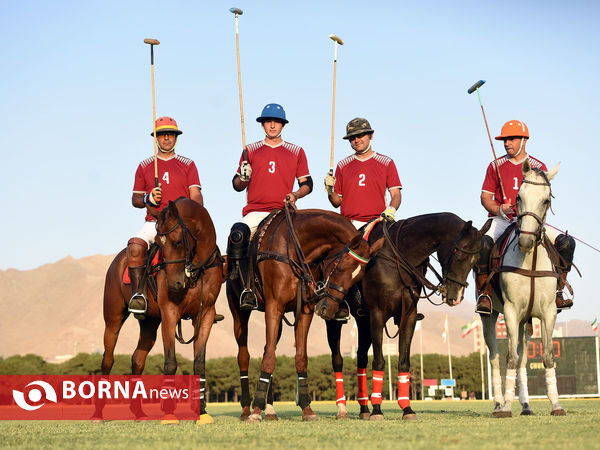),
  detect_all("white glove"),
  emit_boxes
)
[324,172,336,194]
[239,161,252,182]
[381,206,396,222]
[144,185,162,207]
